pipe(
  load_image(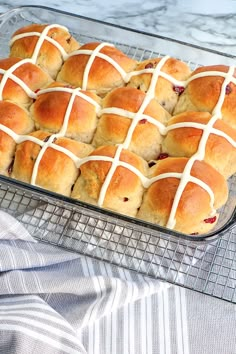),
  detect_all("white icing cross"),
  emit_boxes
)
[10,24,70,63]
[67,42,128,90]
[0,58,37,100]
